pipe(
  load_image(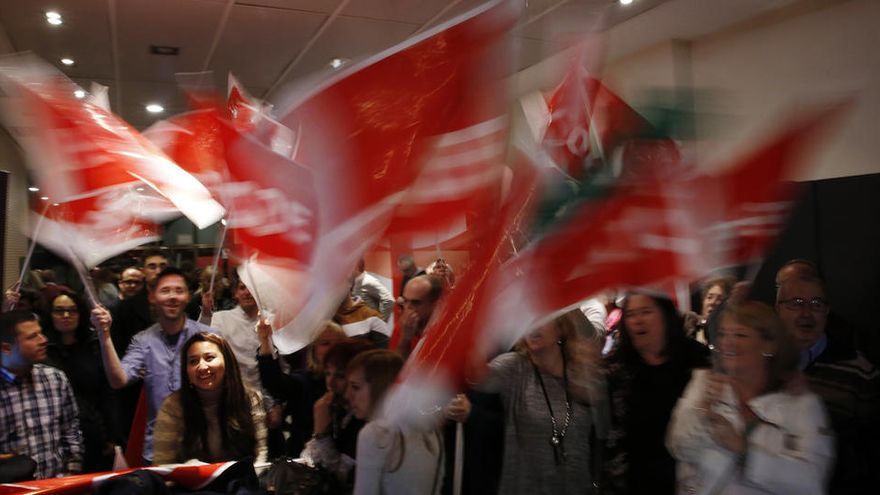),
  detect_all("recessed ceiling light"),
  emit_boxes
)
[73,89,86,99]
[619,0,634,5]
[52,203,60,206]
[60,57,74,66]
[28,186,40,192]
[40,196,49,201]
[145,103,164,114]
[328,57,349,70]
[45,11,63,25]
[135,187,145,192]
